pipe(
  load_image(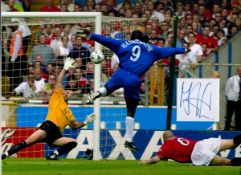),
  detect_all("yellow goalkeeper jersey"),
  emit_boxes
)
[45,87,77,132]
